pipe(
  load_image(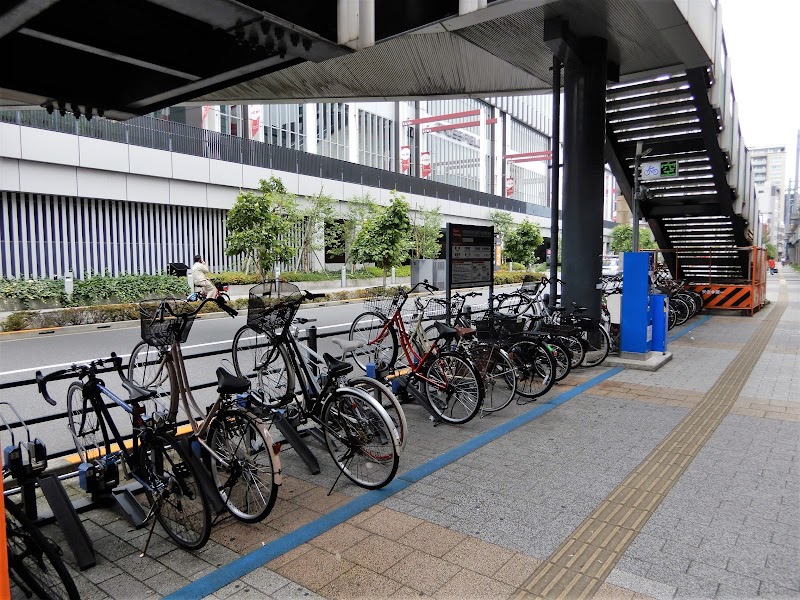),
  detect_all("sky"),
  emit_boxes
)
[719,0,800,187]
